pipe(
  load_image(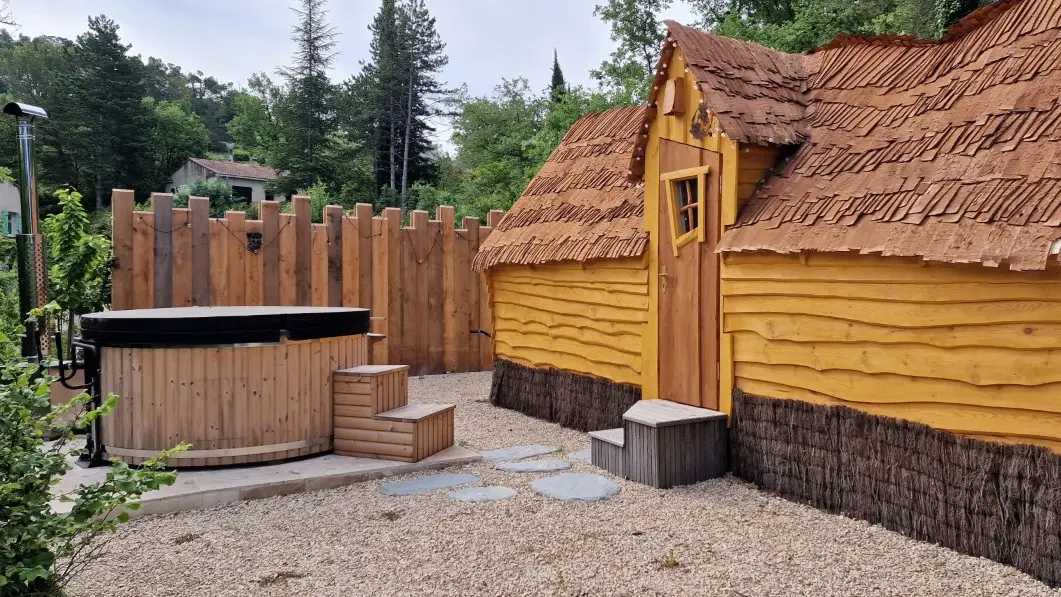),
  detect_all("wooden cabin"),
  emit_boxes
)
[474,106,650,431]
[482,0,1061,584]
